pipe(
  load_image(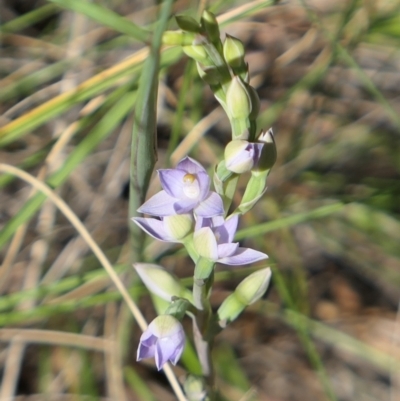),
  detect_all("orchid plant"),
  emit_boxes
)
[132,11,276,400]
